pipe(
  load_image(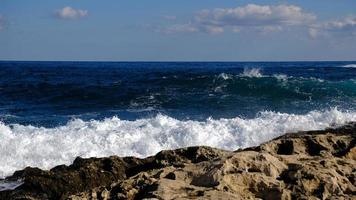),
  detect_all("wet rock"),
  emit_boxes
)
[0,156,127,200]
